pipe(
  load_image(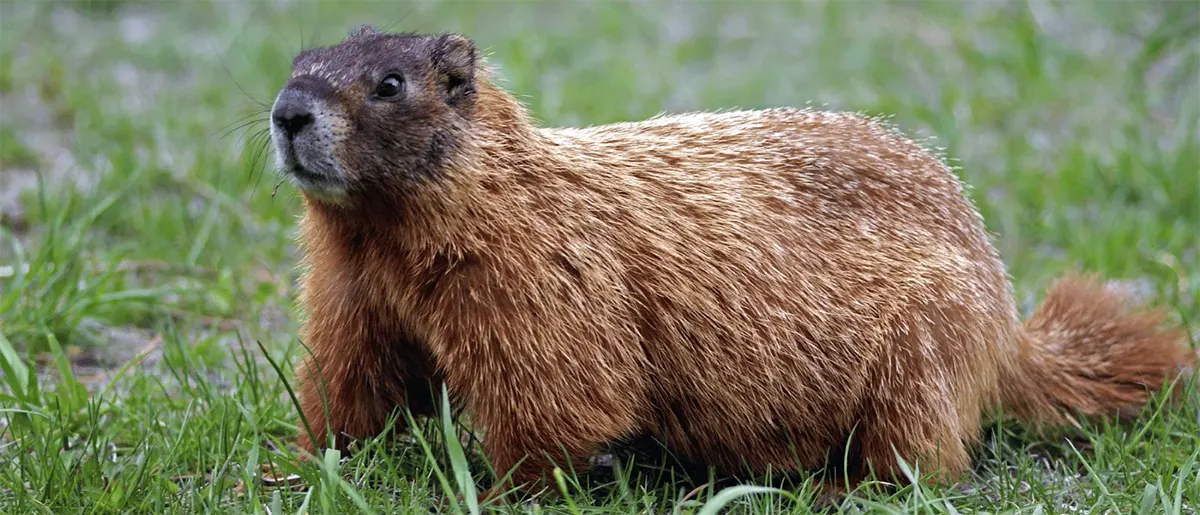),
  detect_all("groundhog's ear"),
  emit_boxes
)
[349,24,378,38]
[436,33,476,101]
